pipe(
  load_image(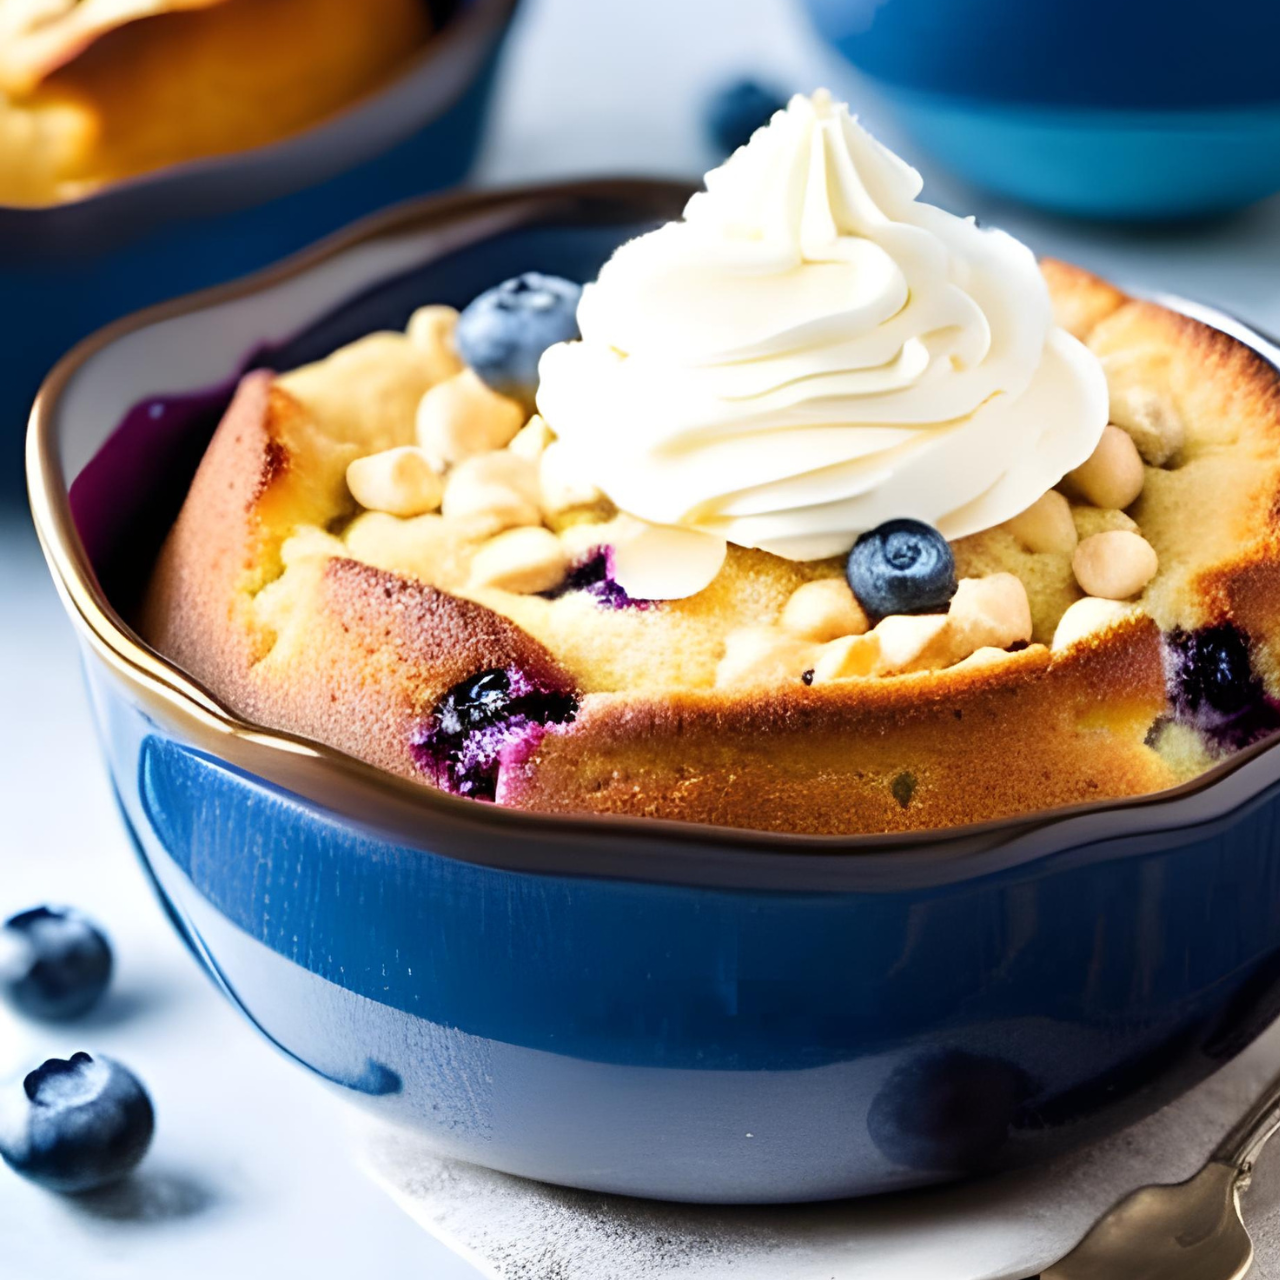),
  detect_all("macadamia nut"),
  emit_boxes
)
[1004,490,1077,554]
[810,632,879,682]
[538,441,605,516]
[470,527,570,594]
[1072,530,1158,600]
[442,451,542,537]
[1052,597,1138,650]
[405,305,464,384]
[1067,425,1145,510]
[346,446,443,517]
[780,578,870,643]
[416,369,525,470]
[716,626,817,688]
[872,614,951,674]
[508,415,554,462]
[1101,349,1185,466]
[946,574,1033,655]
